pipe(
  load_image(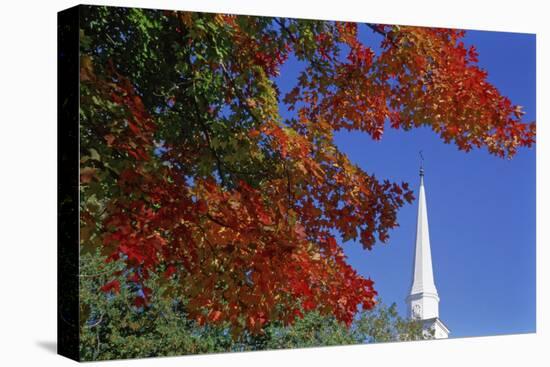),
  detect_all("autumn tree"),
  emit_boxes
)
[78,6,535,337]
